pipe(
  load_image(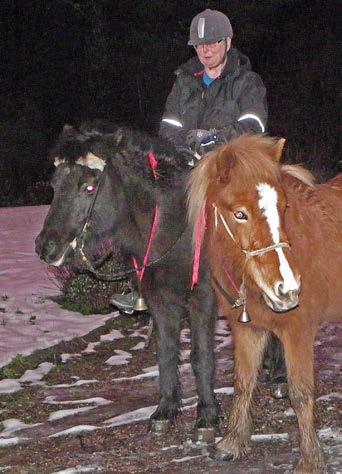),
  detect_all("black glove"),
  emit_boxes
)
[186,129,217,152]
